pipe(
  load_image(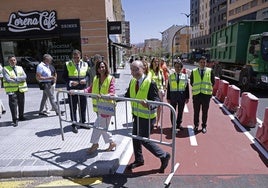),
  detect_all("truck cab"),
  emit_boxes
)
[240,32,268,90]
[211,21,268,91]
